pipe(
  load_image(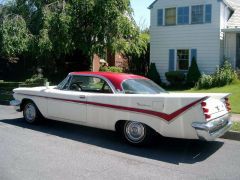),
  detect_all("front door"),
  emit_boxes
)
[236,34,240,68]
[46,89,88,123]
